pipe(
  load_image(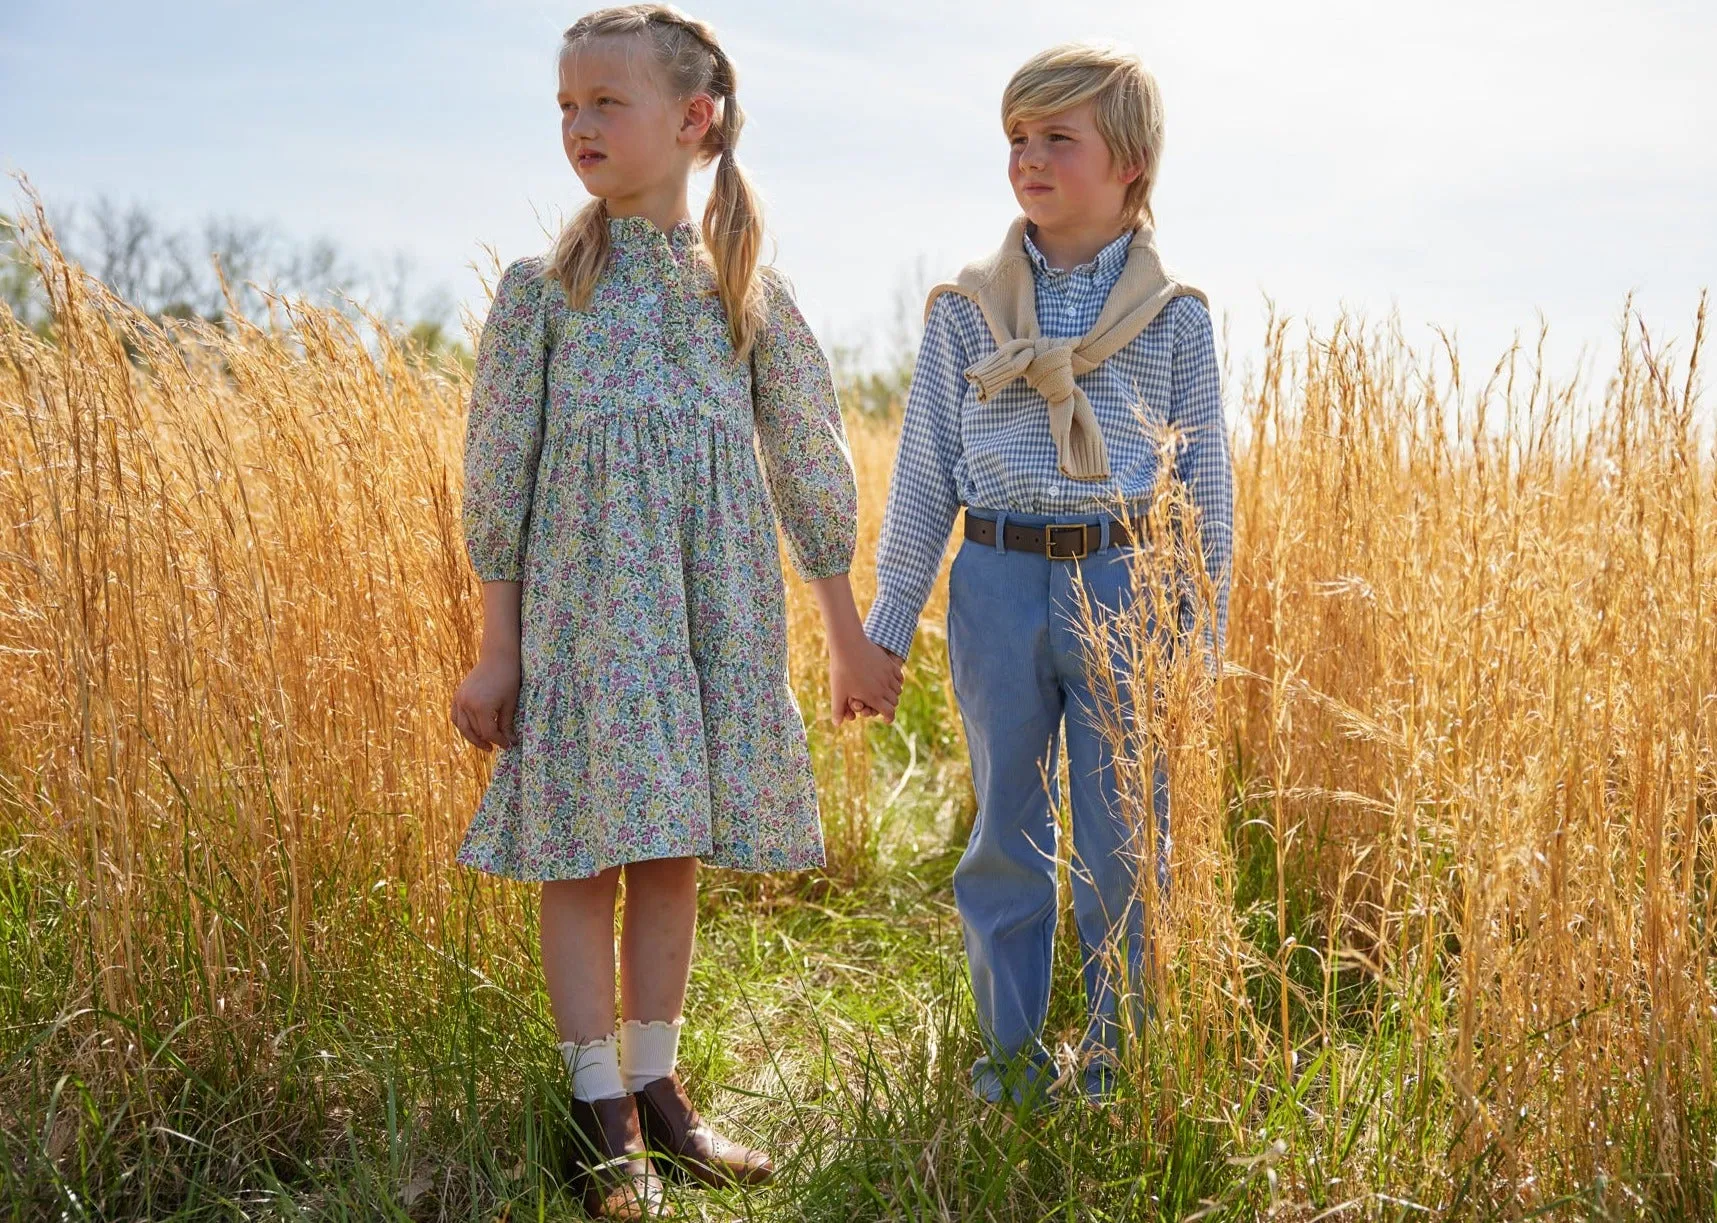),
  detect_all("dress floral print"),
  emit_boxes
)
[457,215,857,881]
